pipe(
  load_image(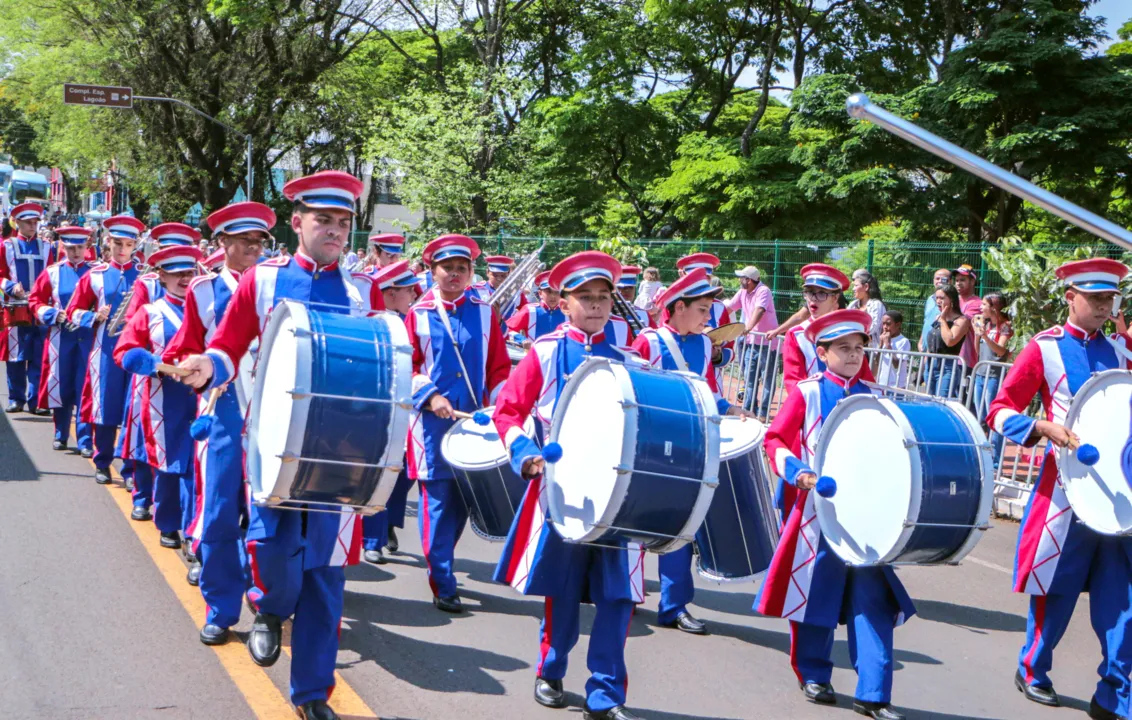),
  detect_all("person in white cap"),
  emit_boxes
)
[726,265,778,415]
